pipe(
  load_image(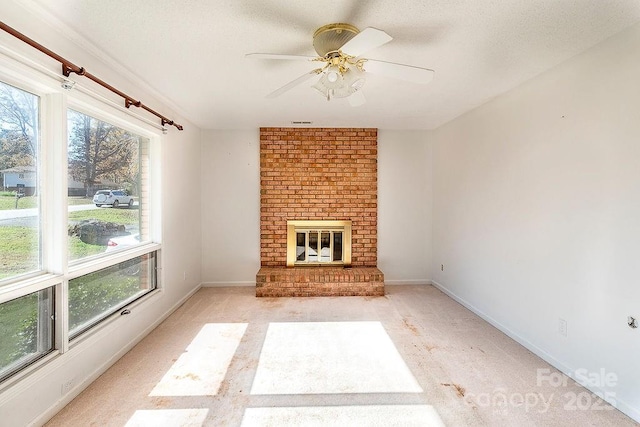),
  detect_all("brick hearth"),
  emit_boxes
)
[257,127,384,297]
[256,267,384,297]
